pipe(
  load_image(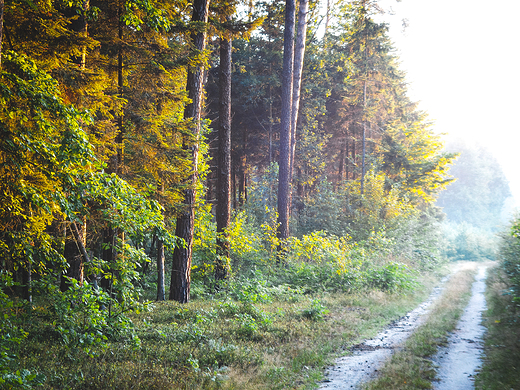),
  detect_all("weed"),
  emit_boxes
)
[301,299,330,321]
